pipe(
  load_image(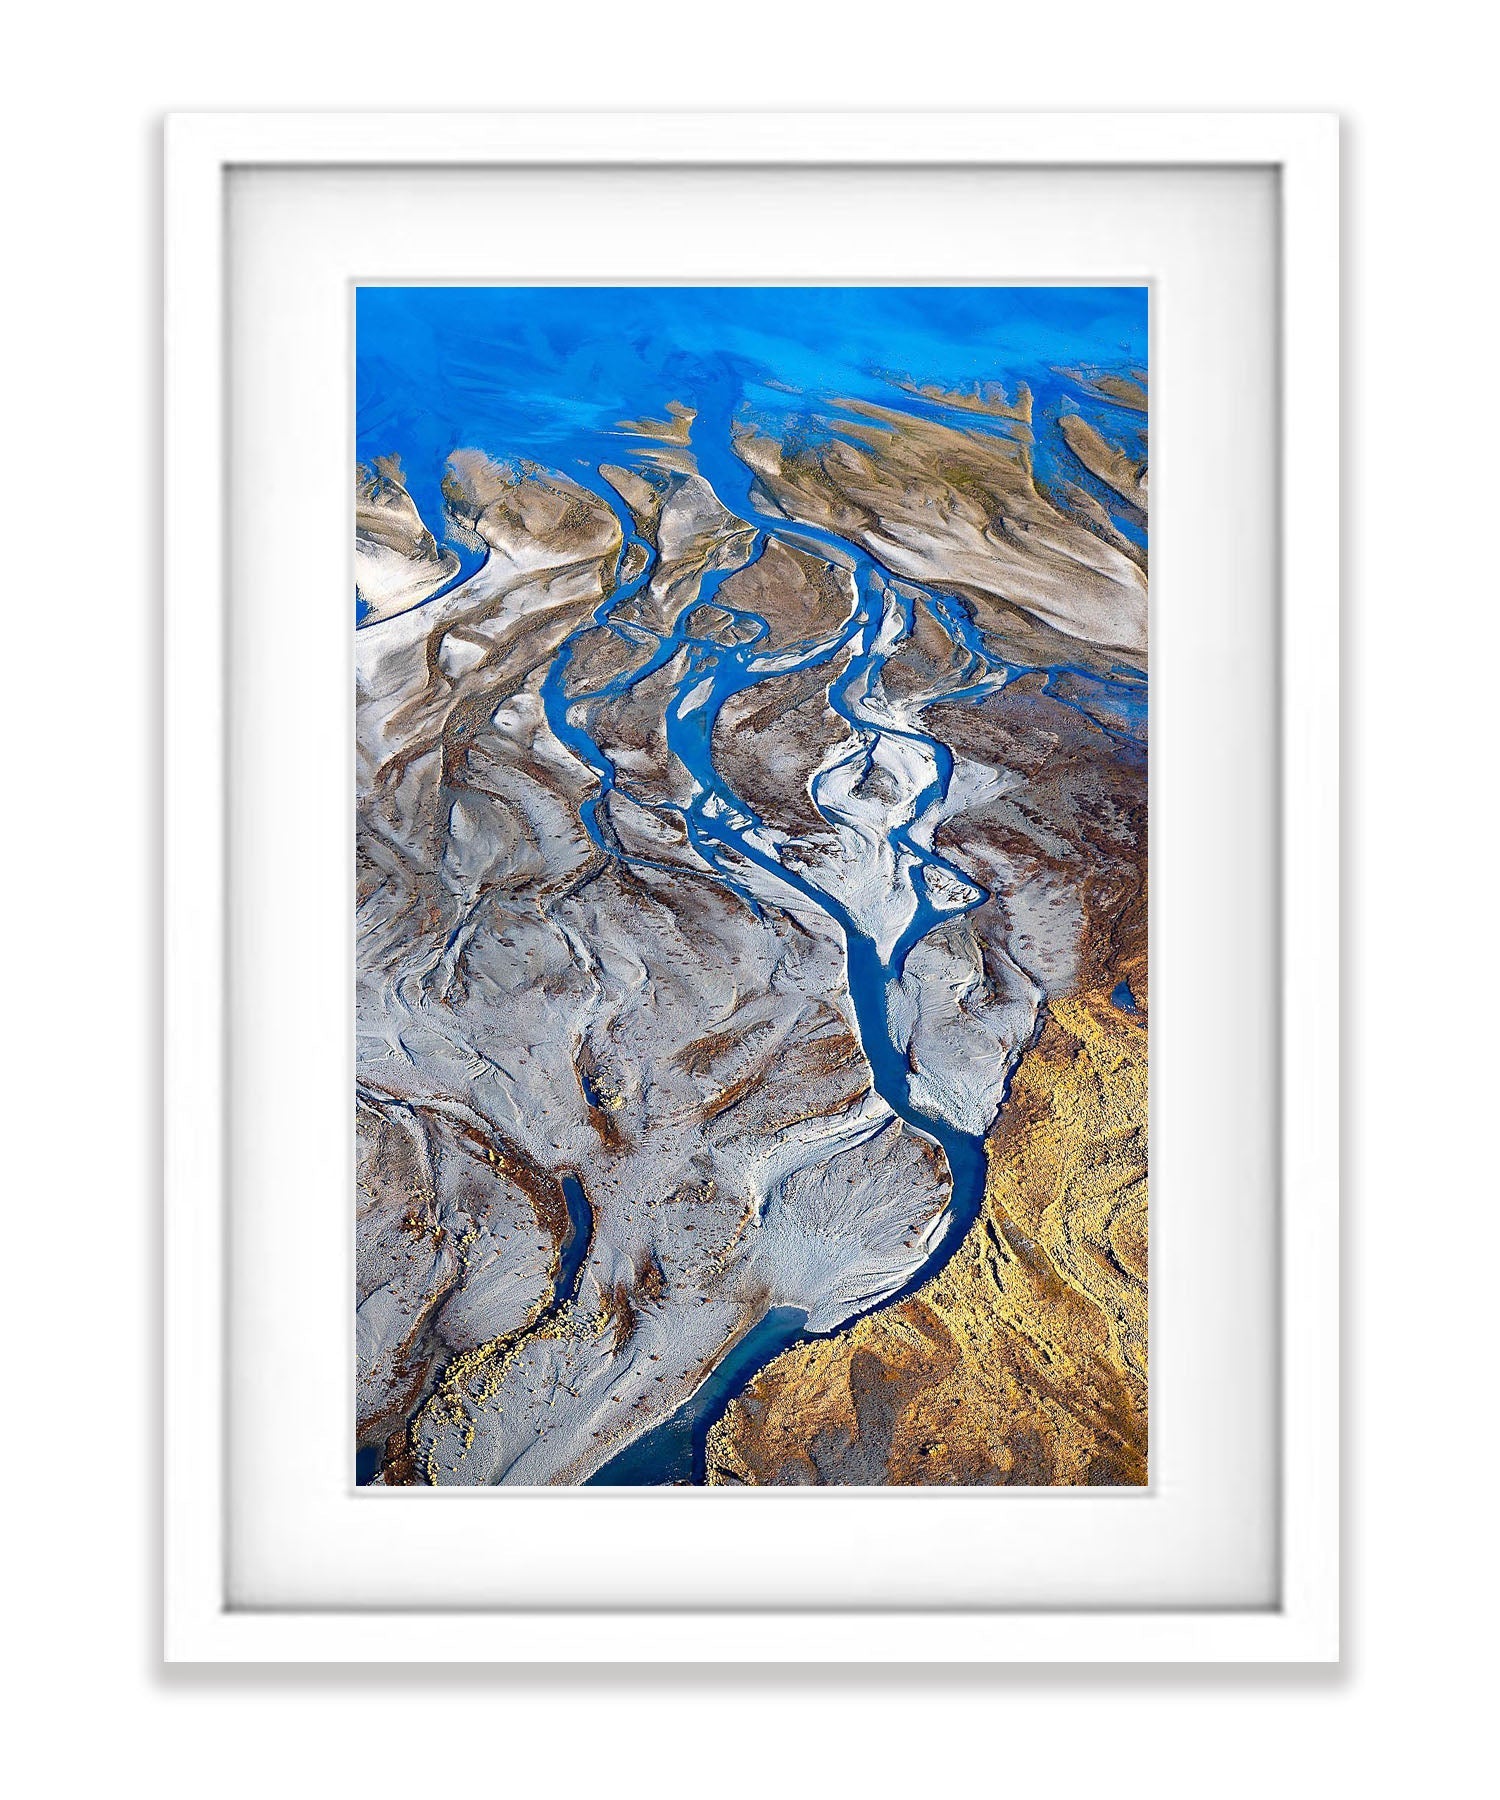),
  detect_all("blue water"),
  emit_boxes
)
[356,286,1148,599]
[556,1173,594,1304]
[357,287,1147,1483]
[587,1306,810,1486]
